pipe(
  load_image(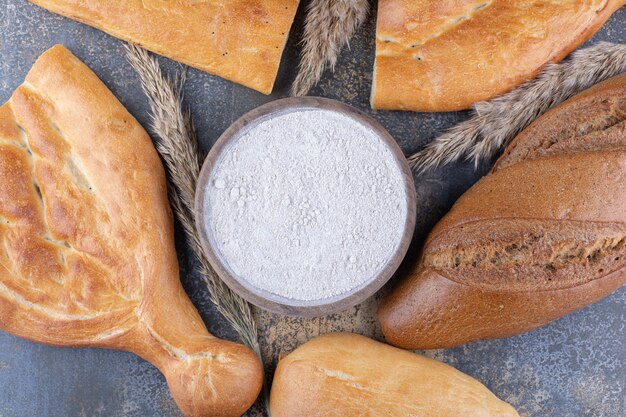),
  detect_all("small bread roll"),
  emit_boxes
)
[271,333,519,417]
